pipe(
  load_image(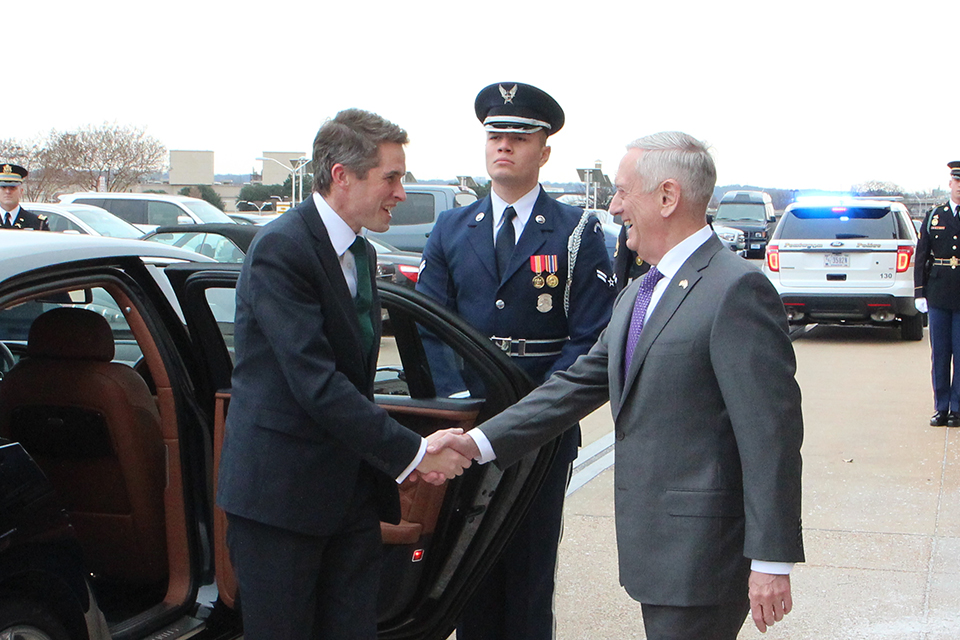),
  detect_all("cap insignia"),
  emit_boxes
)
[499,84,517,104]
